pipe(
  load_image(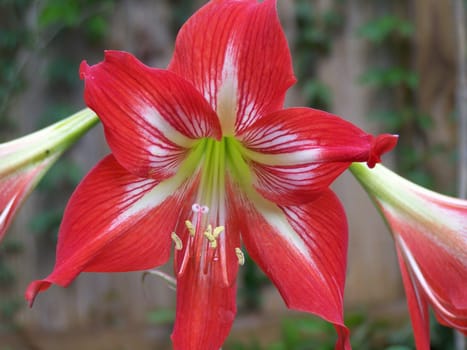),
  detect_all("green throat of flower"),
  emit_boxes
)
[183,136,252,204]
